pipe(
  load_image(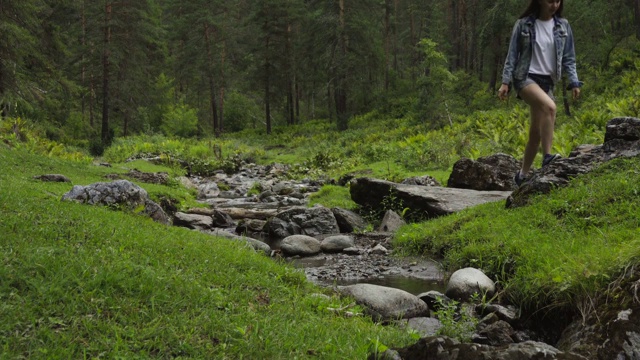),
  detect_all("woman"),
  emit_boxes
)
[497,0,582,186]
